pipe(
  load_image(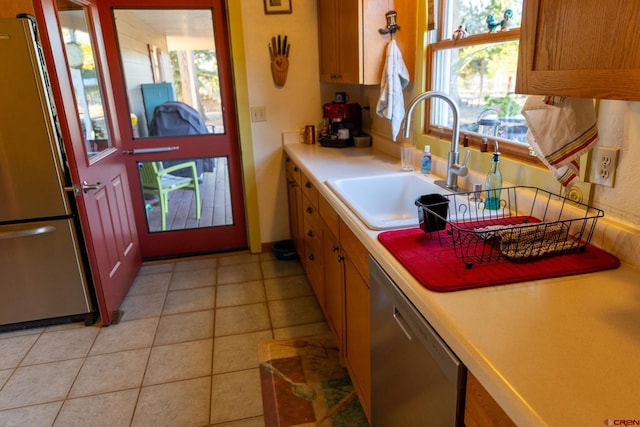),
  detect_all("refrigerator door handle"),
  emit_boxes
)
[0,225,56,240]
